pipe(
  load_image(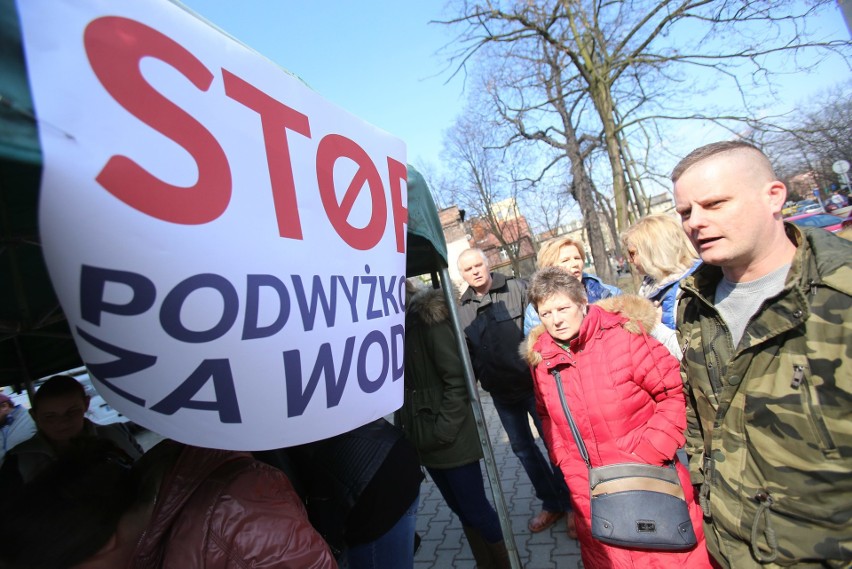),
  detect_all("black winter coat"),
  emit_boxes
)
[458,272,533,403]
